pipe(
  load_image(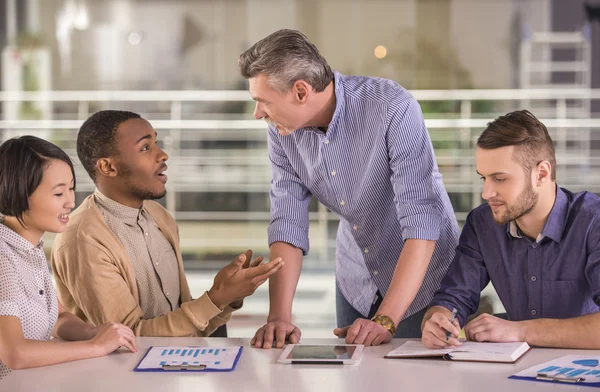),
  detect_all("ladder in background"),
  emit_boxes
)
[521,31,591,115]
[520,30,592,182]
